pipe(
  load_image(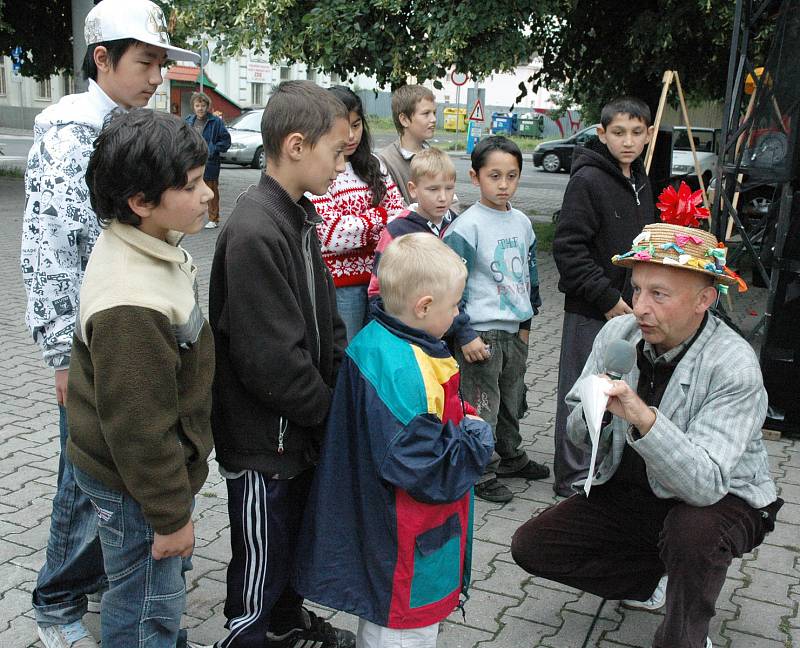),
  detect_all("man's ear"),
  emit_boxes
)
[398,112,412,129]
[697,284,718,313]
[282,132,305,162]
[413,294,434,319]
[645,124,655,144]
[596,125,607,144]
[127,192,153,220]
